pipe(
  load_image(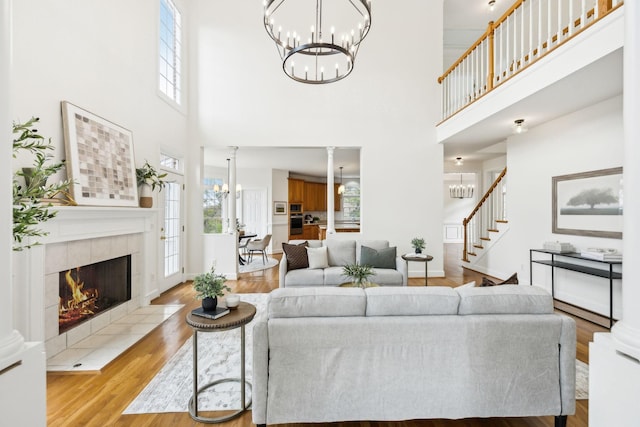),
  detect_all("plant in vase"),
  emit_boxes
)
[193,266,231,311]
[342,263,376,288]
[135,160,167,208]
[411,237,426,254]
[13,117,74,251]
